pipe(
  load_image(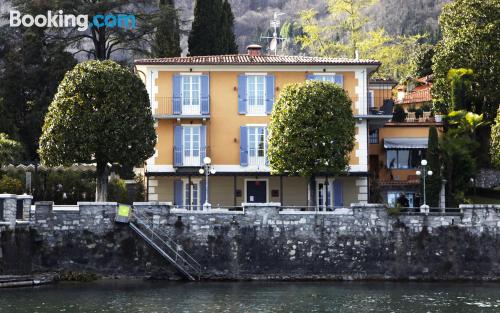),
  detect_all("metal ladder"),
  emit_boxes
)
[129,210,201,281]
